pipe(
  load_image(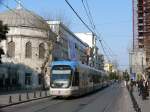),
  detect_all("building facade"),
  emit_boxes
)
[131,0,150,79]
[0,7,56,89]
[47,21,89,64]
[75,32,104,70]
